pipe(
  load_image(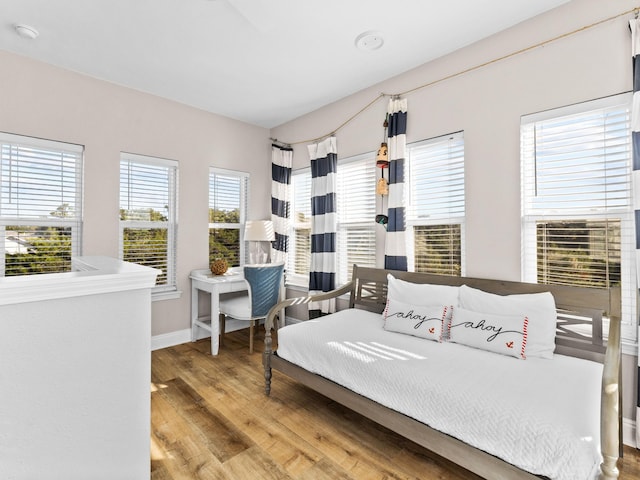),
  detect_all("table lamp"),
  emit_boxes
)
[244,220,275,264]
